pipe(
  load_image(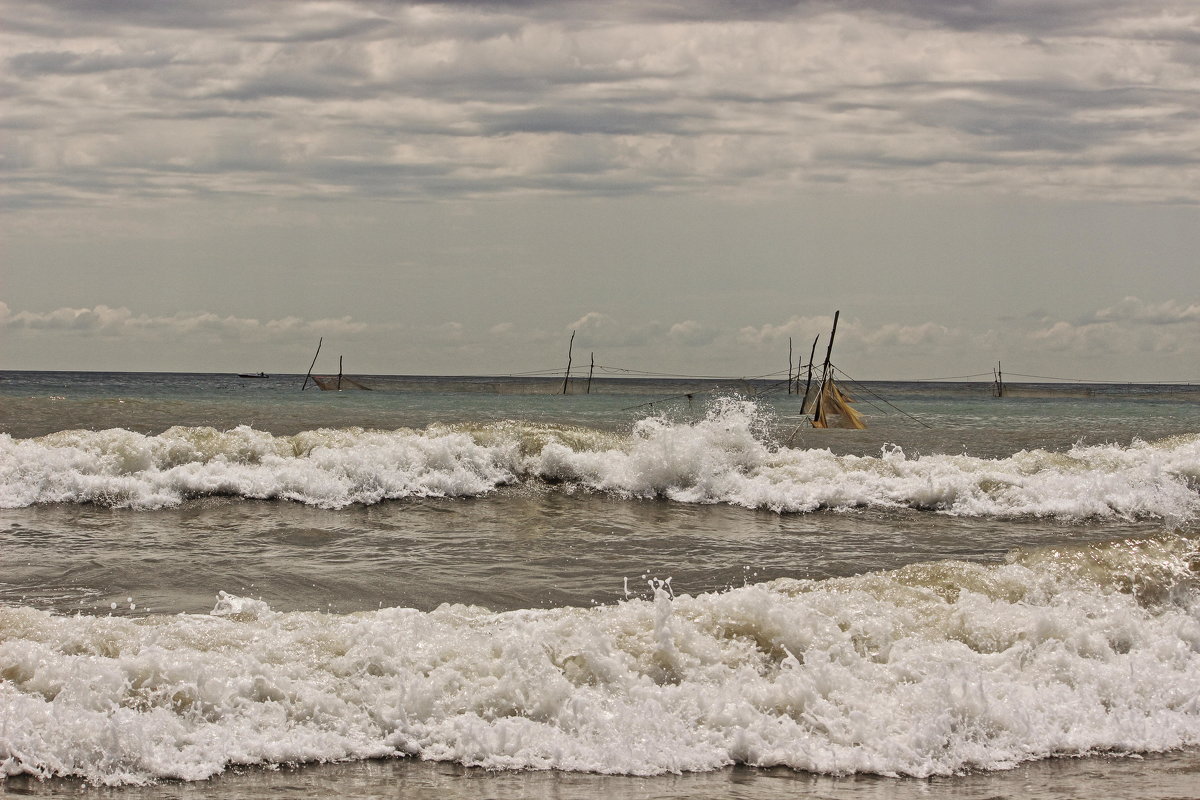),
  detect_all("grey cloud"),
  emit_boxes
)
[8,0,262,35]
[135,109,277,123]
[981,83,1180,110]
[1110,147,1200,168]
[383,65,680,107]
[206,64,664,110]
[479,106,706,137]
[908,97,1132,154]
[0,114,43,131]
[612,0,808,23]
[404,0,1146,32]
[210,75,376,103]
[9,50,175,76]
[410,0,810,23]
[821,78,1200,166]
[304,161,462,197]
[241,16,392,44]
[1087,297,1200,325]
[844,0,1136,34]
[4,0,1188,38]
[394,172,669,199]
[810,146,1010,170]
[4,0,1200,210]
